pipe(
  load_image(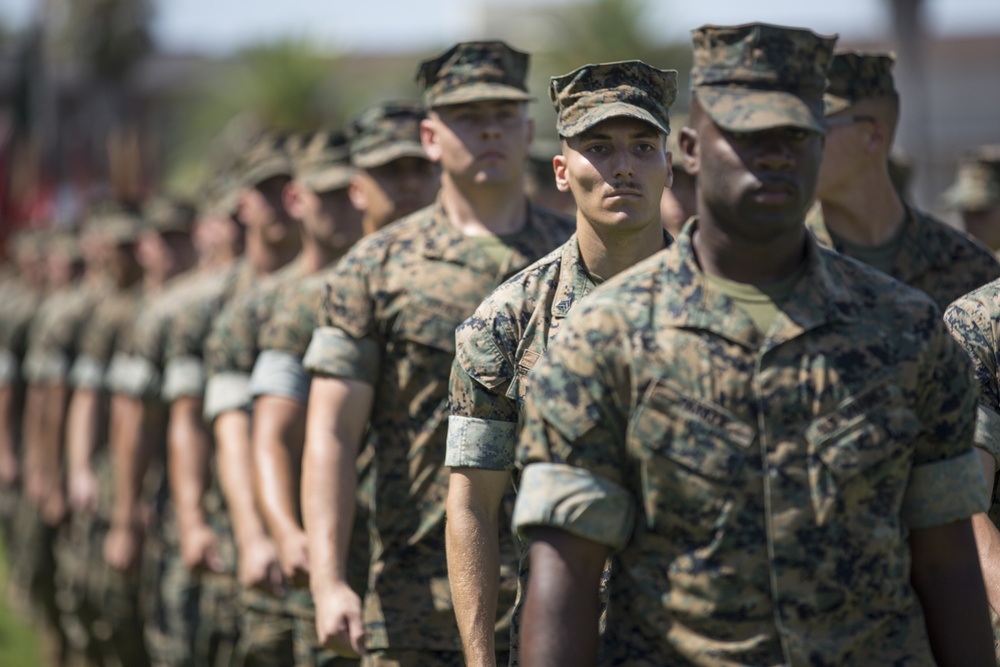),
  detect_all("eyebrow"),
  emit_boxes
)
[578,129,660,141]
